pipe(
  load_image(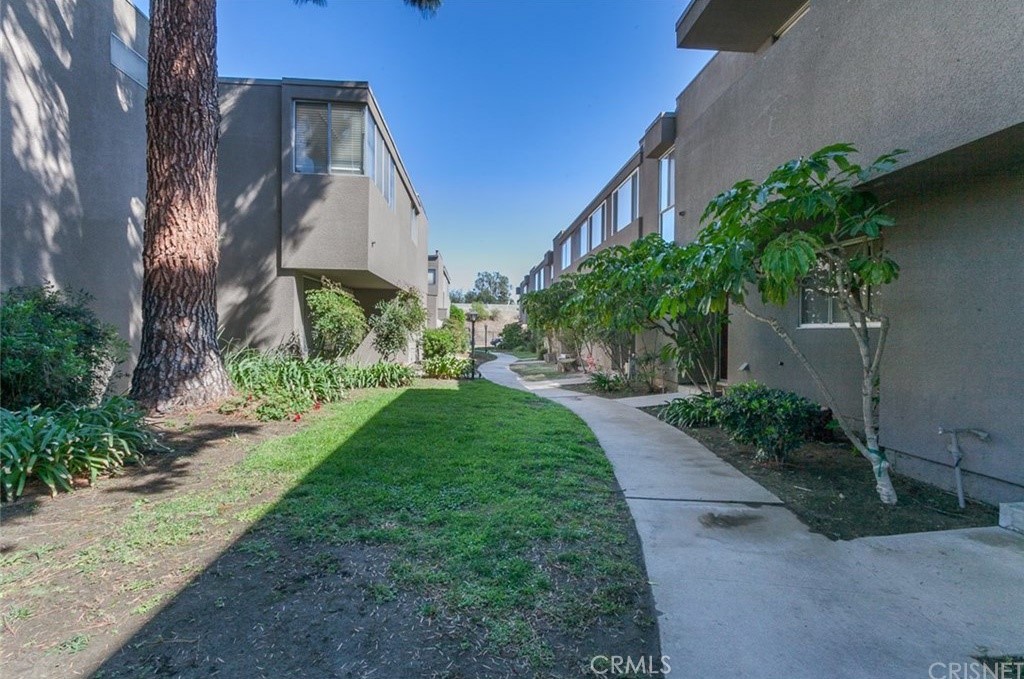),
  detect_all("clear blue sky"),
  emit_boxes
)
[136,0,714,292]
